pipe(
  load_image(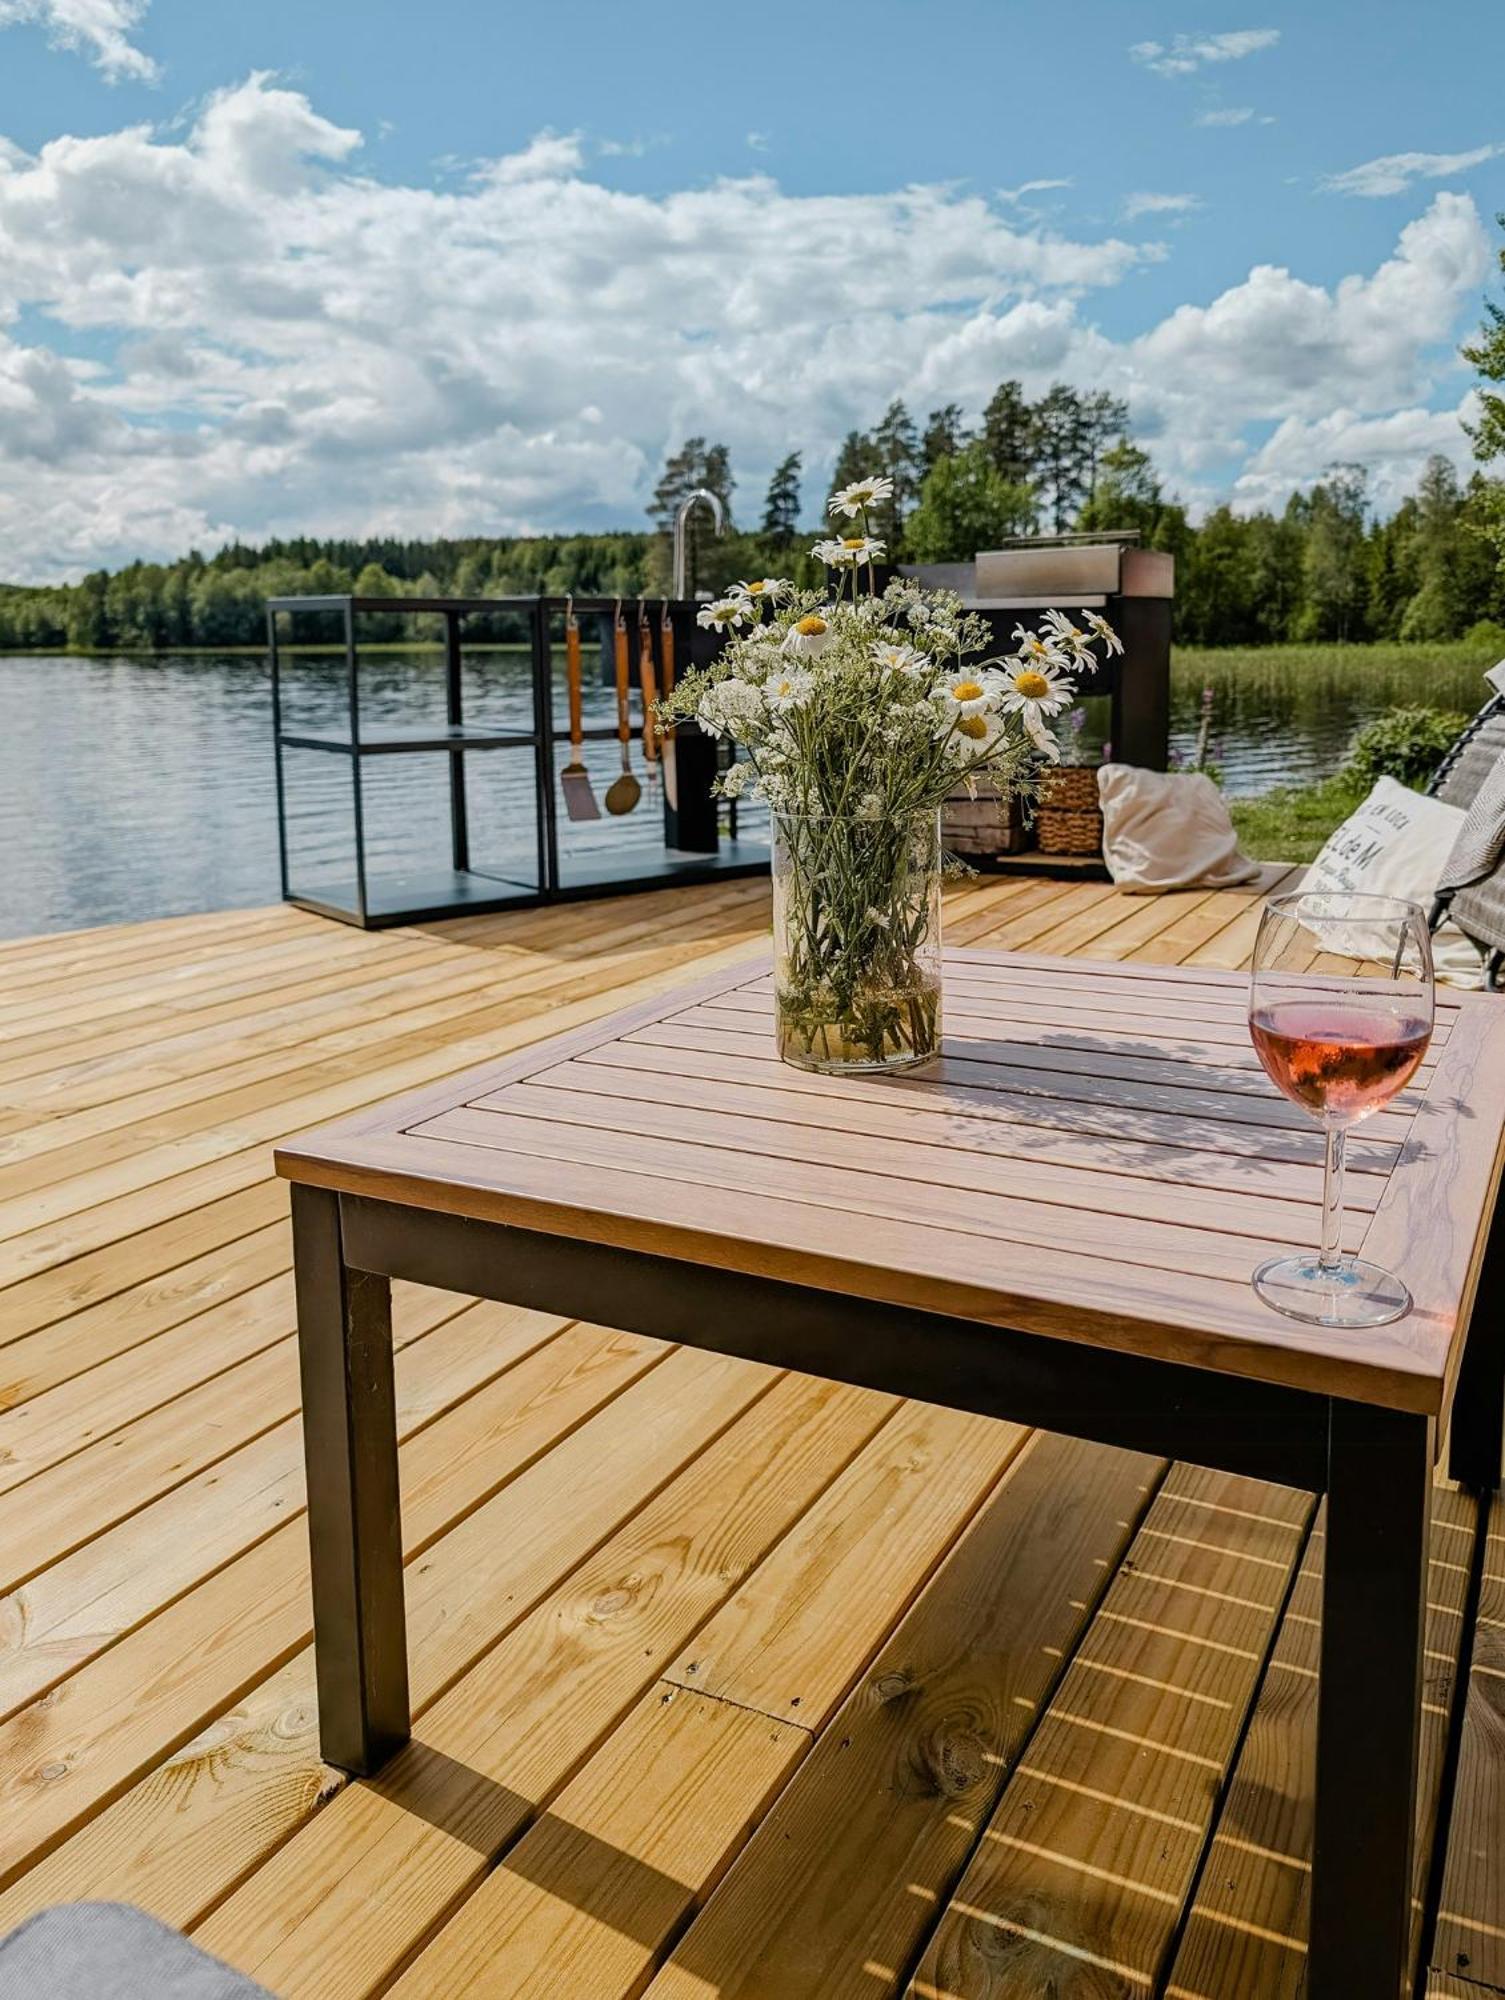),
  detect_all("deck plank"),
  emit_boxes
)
[646,1435,1162,2000]
[1165,1477,1481,2000]
[1430,1490,1505,1993]
[190,1375,891,1996]
[0,879,1493,2000]
[906,1464,1314,1997]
